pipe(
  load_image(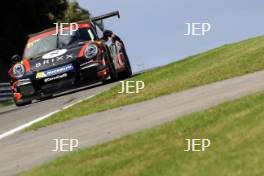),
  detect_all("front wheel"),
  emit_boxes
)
[109,59,118,81]
[122,55,132,78]
[13,98,32,107]
[103,49,118,84]
[119,48,132,79]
